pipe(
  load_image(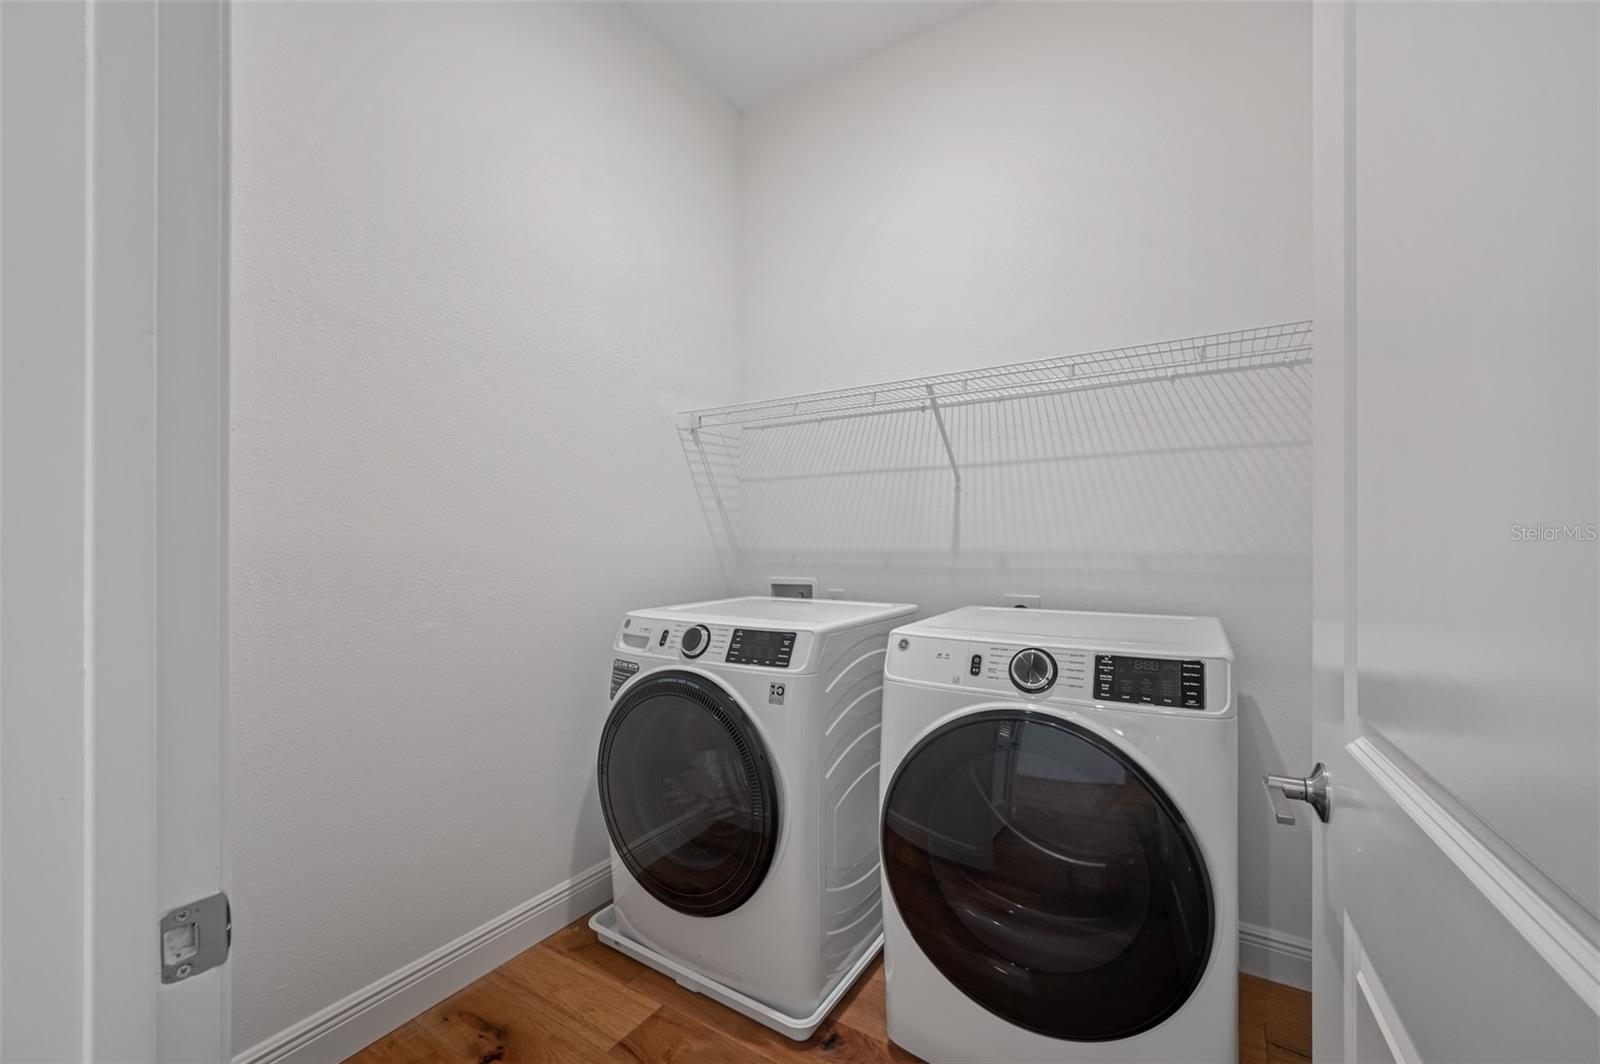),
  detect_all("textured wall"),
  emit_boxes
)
[228,3,738,1051]
[737,2,1315,955]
